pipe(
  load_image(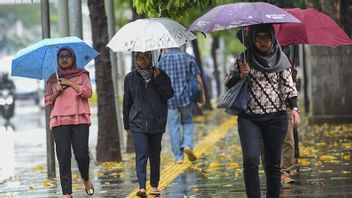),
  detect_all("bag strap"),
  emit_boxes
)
[188,59,193,76]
